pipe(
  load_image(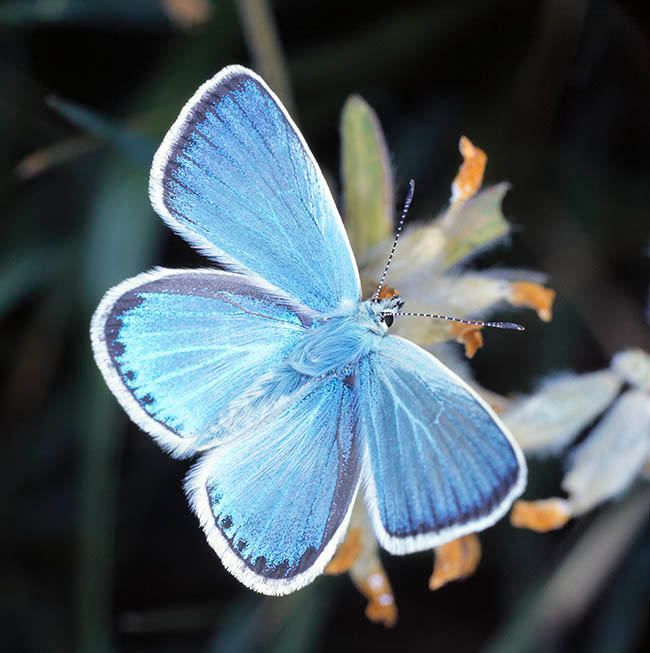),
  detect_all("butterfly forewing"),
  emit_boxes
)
[149,65,360,314]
